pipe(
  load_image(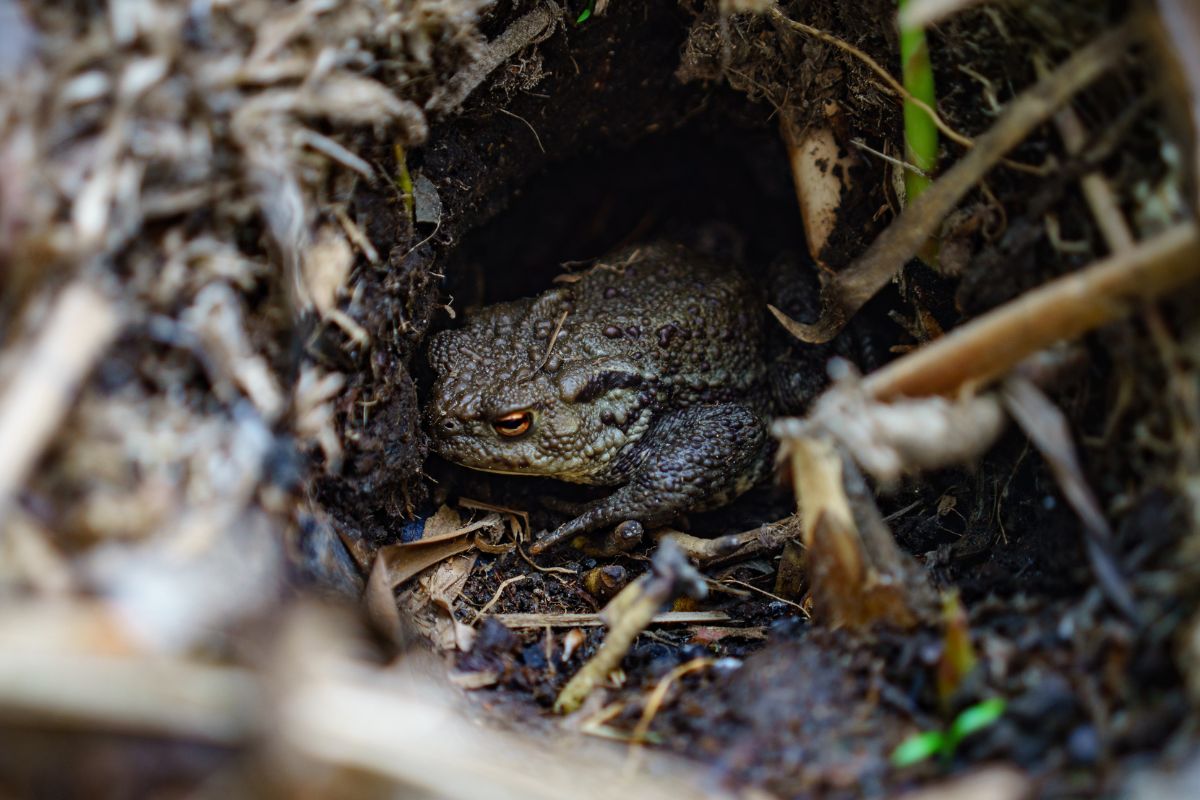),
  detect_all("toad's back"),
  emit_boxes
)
[426,241,773,554]
[546,242,767,407]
